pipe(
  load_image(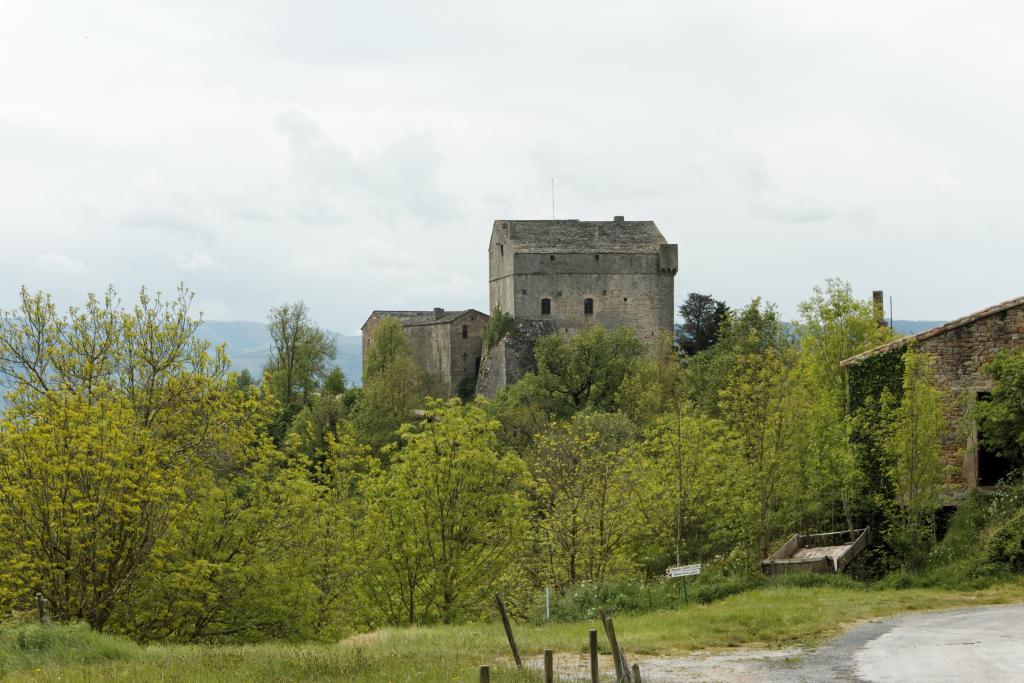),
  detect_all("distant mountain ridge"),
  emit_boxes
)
[891,320,946,336]
[198,321,363,387]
